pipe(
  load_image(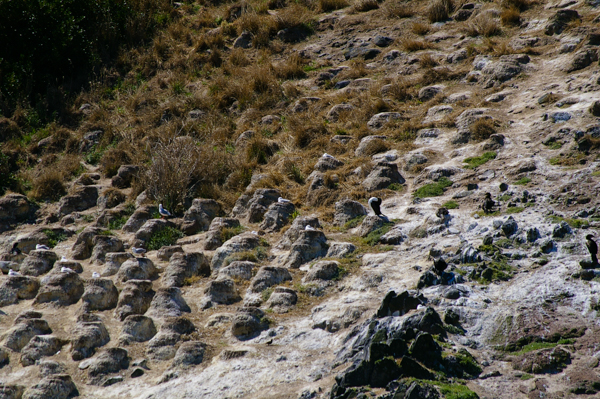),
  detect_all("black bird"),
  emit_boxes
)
[482,192,496,213]
[368,197,383,216]
[436,207,449,219]
[433,257,448,275]
[586,234,598,265]
[10,242,21,255]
